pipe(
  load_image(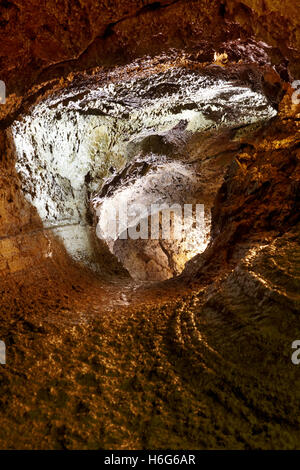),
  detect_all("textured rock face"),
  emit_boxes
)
[94,155,212,280]
[0,0,299,452]
[184,90,300,281]
[0,130,52,276]
[11,60,276,276]
[226,0,300,77]
[1,0,299,101]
